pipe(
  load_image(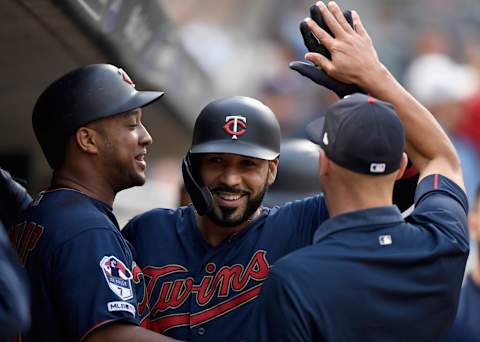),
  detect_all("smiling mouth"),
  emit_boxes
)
[215,192,244,201]
[134,152,147,170]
